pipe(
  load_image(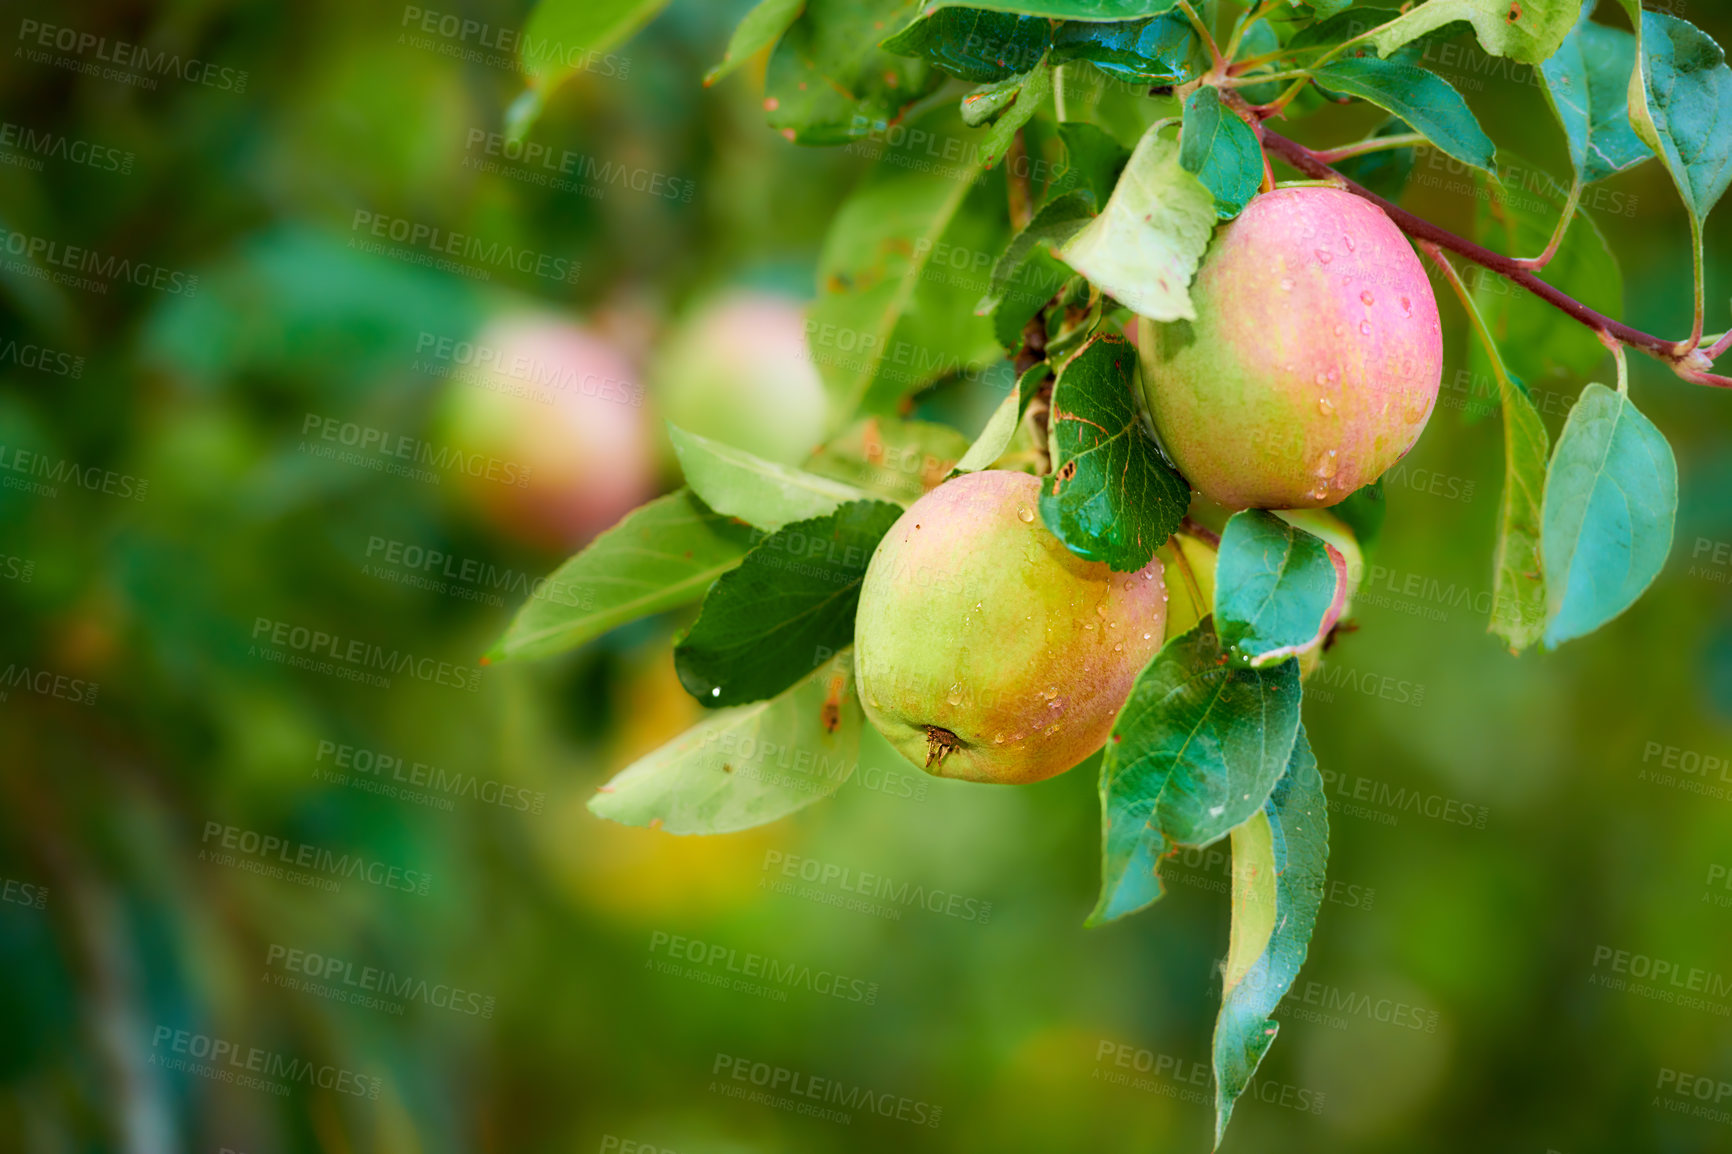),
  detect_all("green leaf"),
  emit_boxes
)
[1212,727,1328,1147]
[1538,4,1652,186]
[766,0,940,145]
[1231,16,1286,104]
[1050,11,1201,82]
[1622,9,1732,224]
[1179,85,1264,220]
[808,107,1006,417]
[905,1,1180,19]
[1050,122,1133,210]
[1040,334,1191,571]
[962,75,1028,125]
[517,0,669,97]
[1541,383,1677,648]
[590,653,862,833]
[1332,118,1421,201]
[1312,57,1497,174]
[706,0,806,85]
[1287,8,1407,54]
[488,490,754,663]
[952,378,1041,474]
[1090,620,1303,925]
[981,192,1092,314]
[1491,375,1549,651]
[1213,510,1341,668]
[675,501,902,706]
[1367,0,1578,66]
[979,61,1054,168]
[1060,125,1217,321]
[669,424,869,532]
[880,7,1052,81]
[804,416,972,503]
[1469,156,1622,388]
